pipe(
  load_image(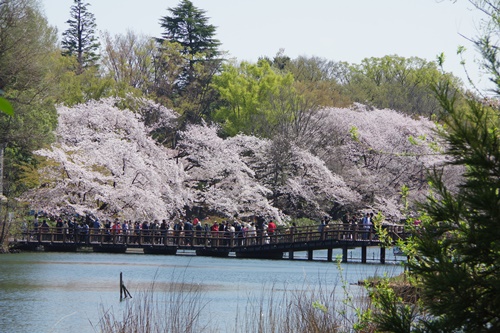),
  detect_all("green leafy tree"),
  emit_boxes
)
[55,60,115,106]
[284,55,351,108]
[0,0,58,192]
[345,55,455,119]
[101,30,156,96]
[0,0,58,249]
[61,0,100,74]
[212,60,295,137]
